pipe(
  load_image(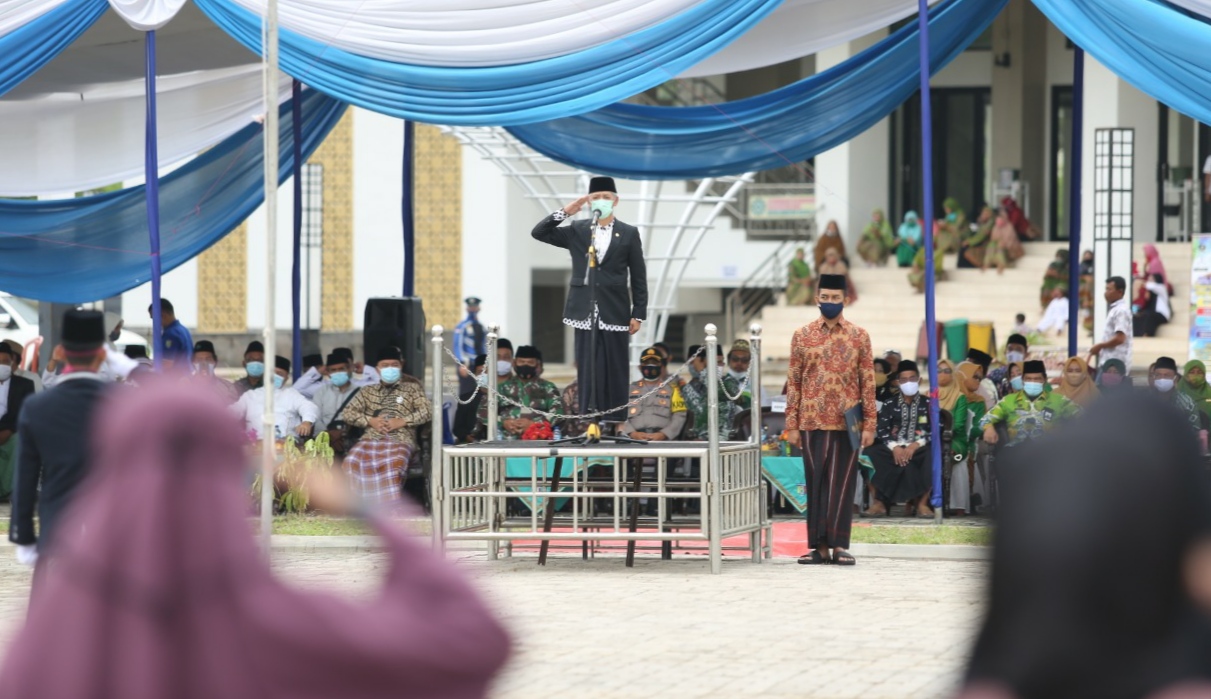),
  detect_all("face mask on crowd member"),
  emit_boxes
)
[1005,334,1028,365]
[1021,361,1047,398]
[243,341,266,380]
[727,340,751,381]
[374,346,405,385]
[897,362,921,397]
[816,275,847,321]
[513,345,542,381]
[873,359,891,388]
[639,347,665,381]
[1153,357,1179,394]
[270,355,291,390]
[192,340,218,376]
[325,353,351,388]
